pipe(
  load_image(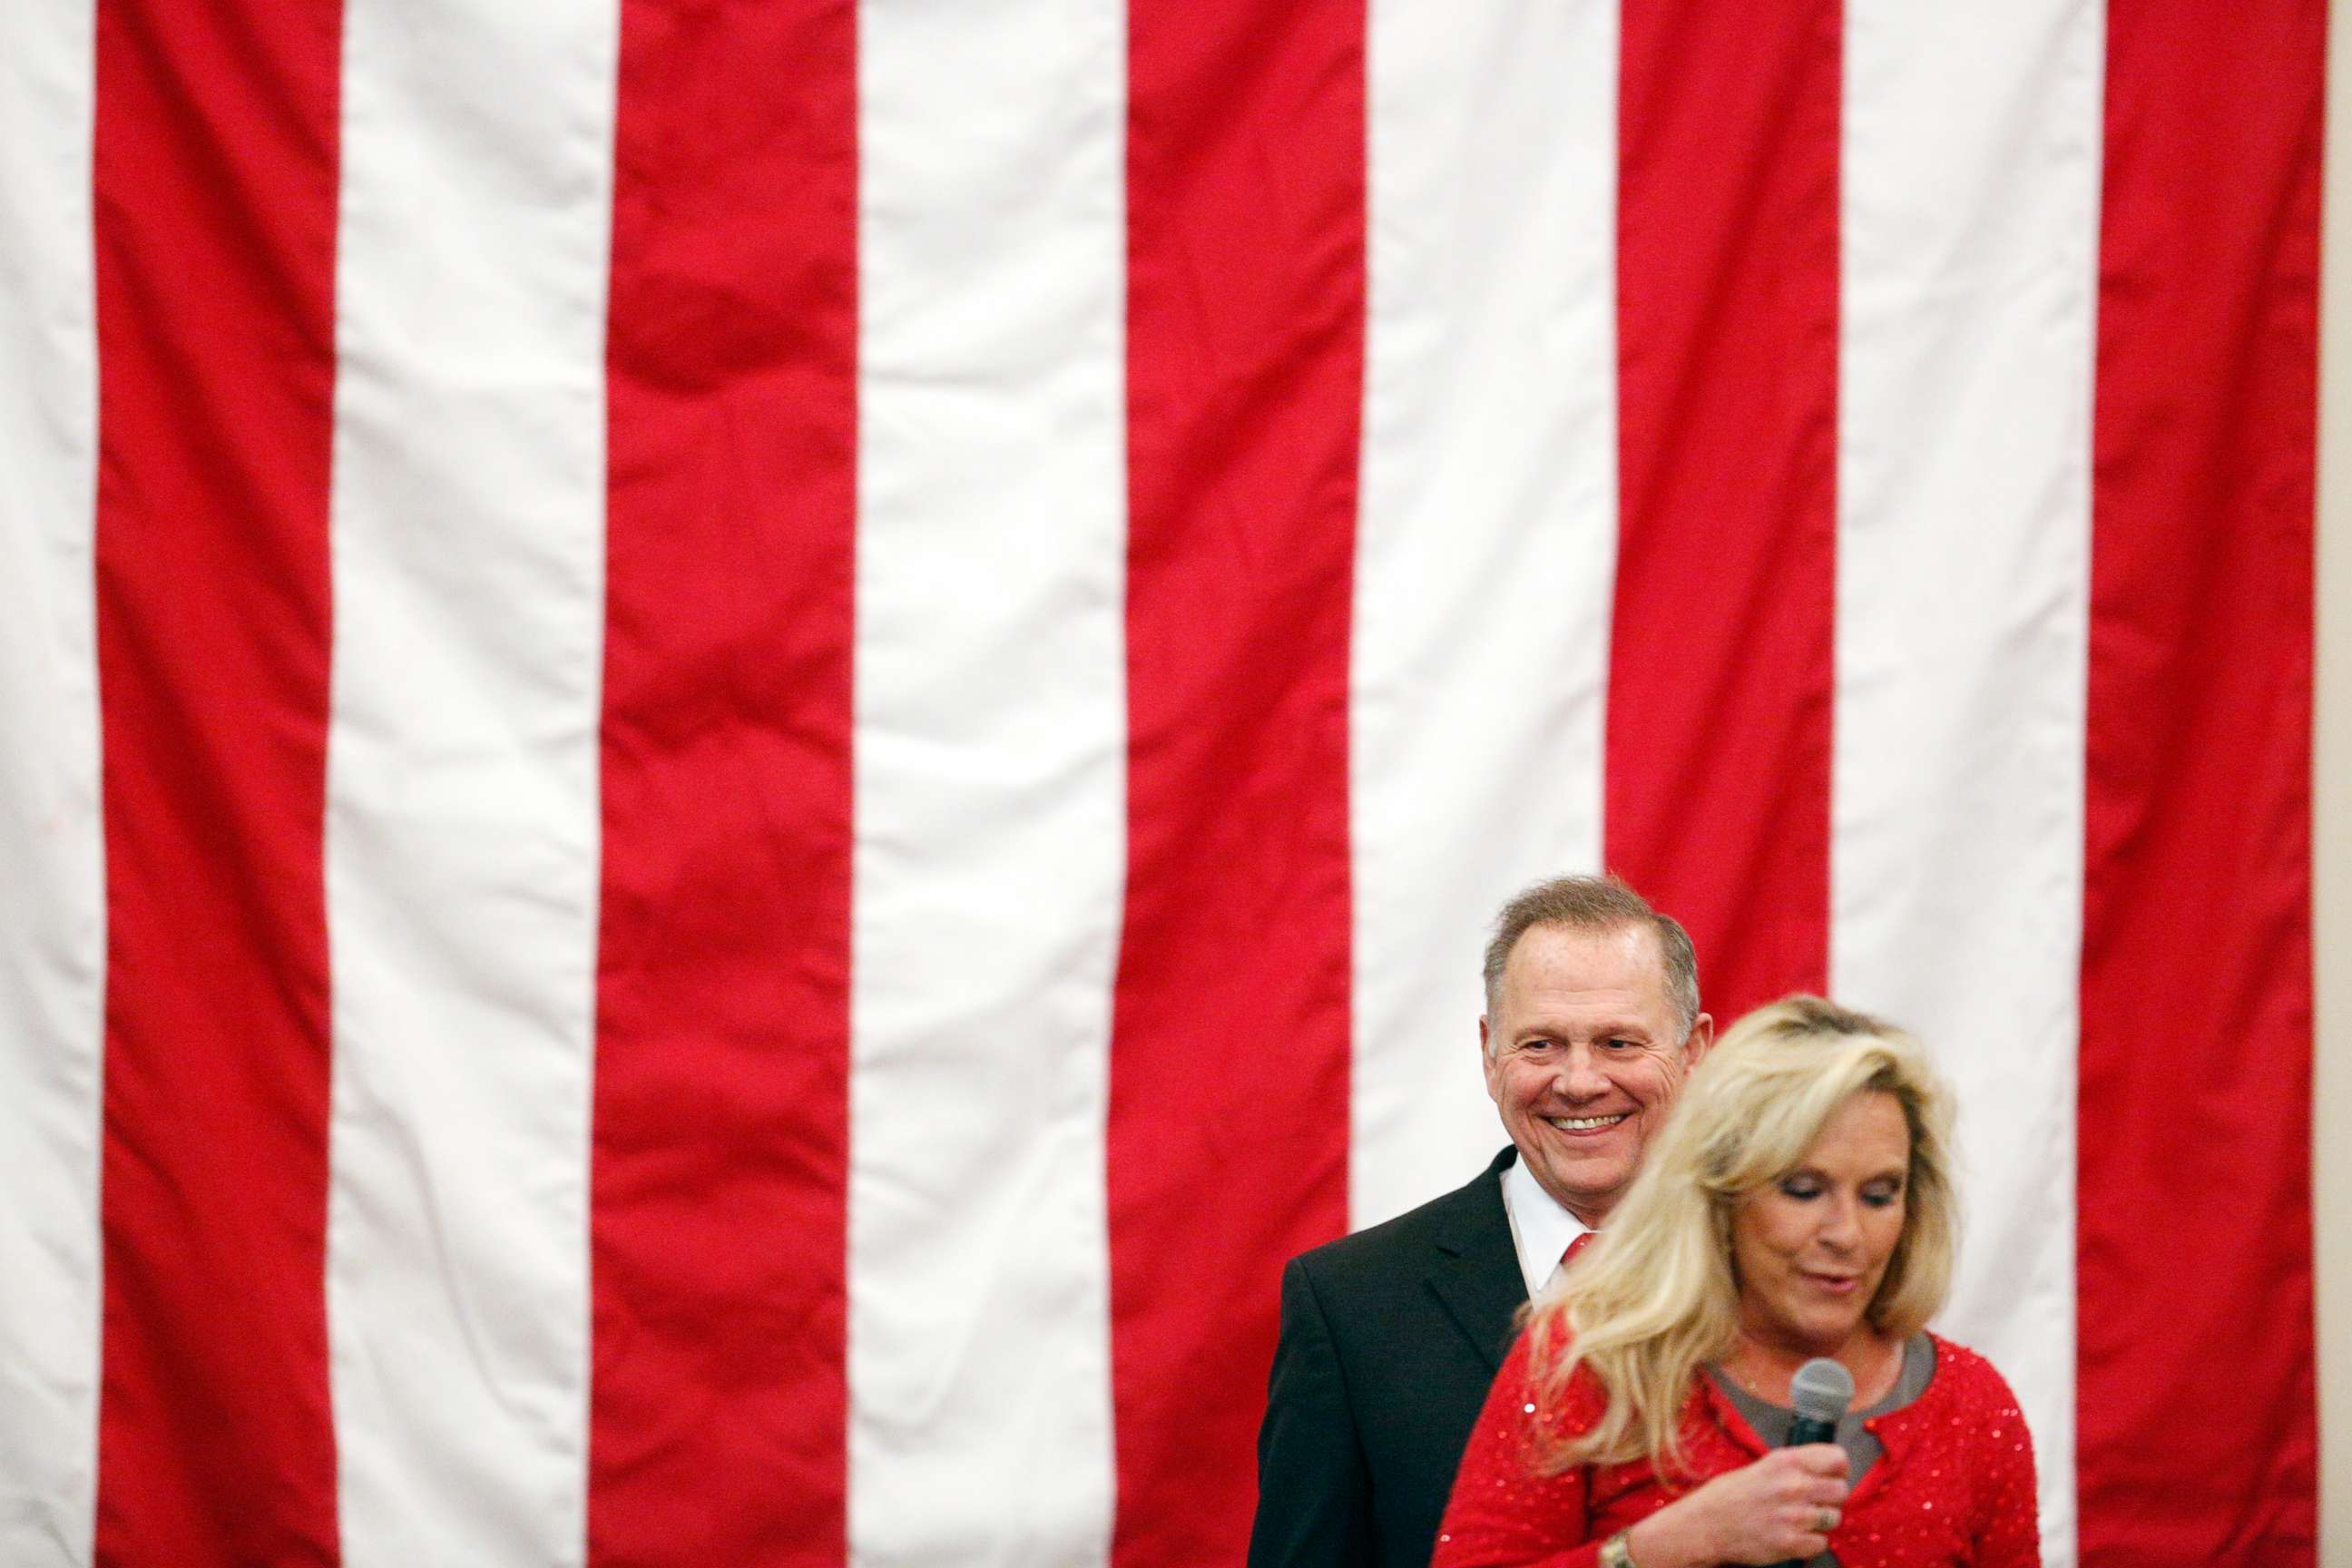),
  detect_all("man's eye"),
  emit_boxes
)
[1602,1037,1633,1051]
